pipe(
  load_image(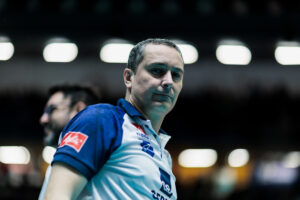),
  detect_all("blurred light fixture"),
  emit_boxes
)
[267,0,282,16]
[161,0,180,15]
[60,0,78,13]
[93,0,111,14]
[0,146,30,164]
[42,146,56,164]
[282,151,300,168]
[178,149,217,168]
[275,41,300,65]
[128,0,146,15]
[255,161,298,185]
[100,39,133,63]
[0,36,14,61]
[228,149,249,167]
[232,0,248,15]
[216,40,251,65]
[172,40,198,64]
[196,0,215,15]
[43,38,78,62]
[0,0,7,13]
[177,44,198,64]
